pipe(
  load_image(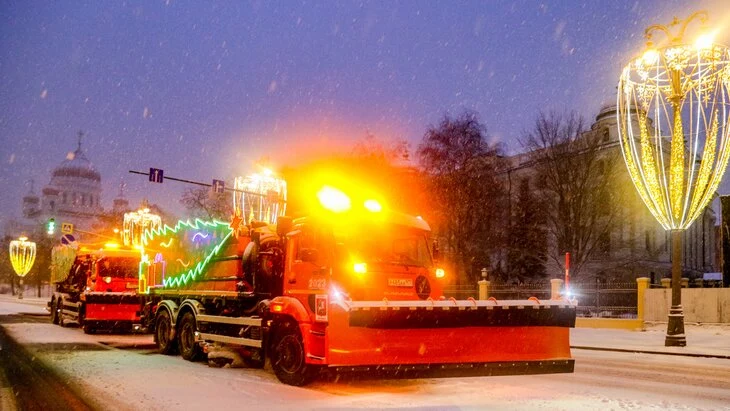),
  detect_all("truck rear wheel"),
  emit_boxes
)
[50,299,59,325]
[156,310,177,355]
[178,312,203,361]
[271,321,317,386]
